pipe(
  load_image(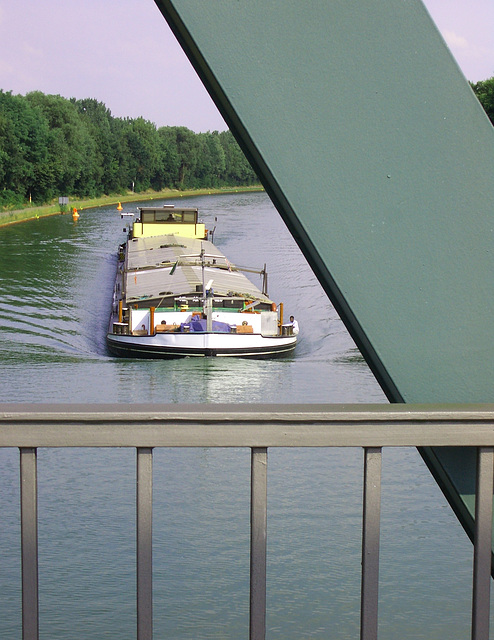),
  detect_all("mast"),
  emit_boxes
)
[200,245,213,331]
